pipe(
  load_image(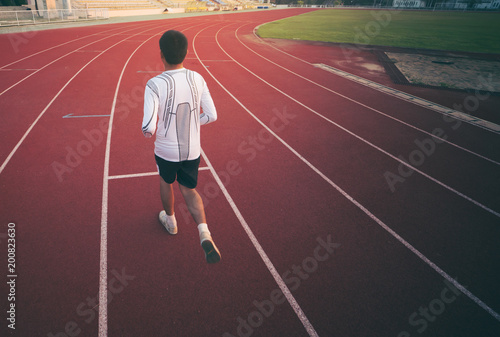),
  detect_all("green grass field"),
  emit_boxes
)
[257,9,500,54]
